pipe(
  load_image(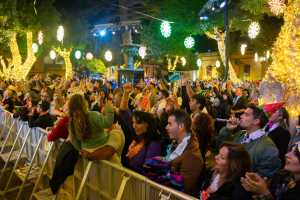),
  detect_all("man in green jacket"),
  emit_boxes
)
[217,104,281,178]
